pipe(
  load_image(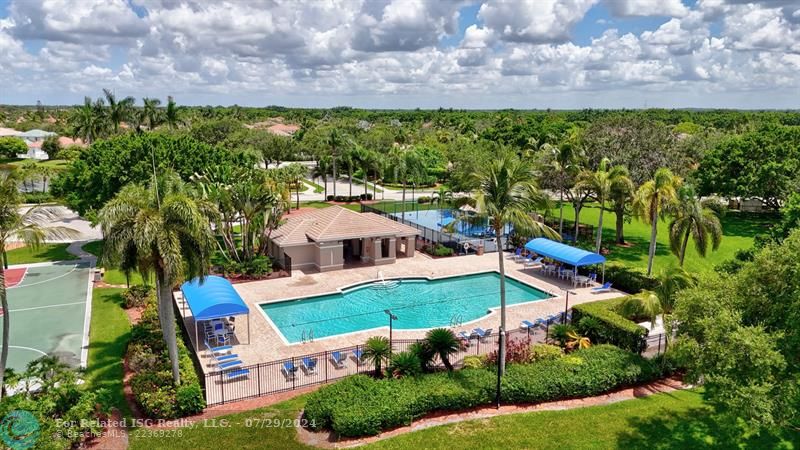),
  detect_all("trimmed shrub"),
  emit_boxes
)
[462,355,485,369]
[304,345,657,437]
[417,195,431,204]
[572,298,648,354]
[423,244,454,257]
[122,285,154,309]
[601,263,658,294]
[530,344,563,362]
[326,195,335,201]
